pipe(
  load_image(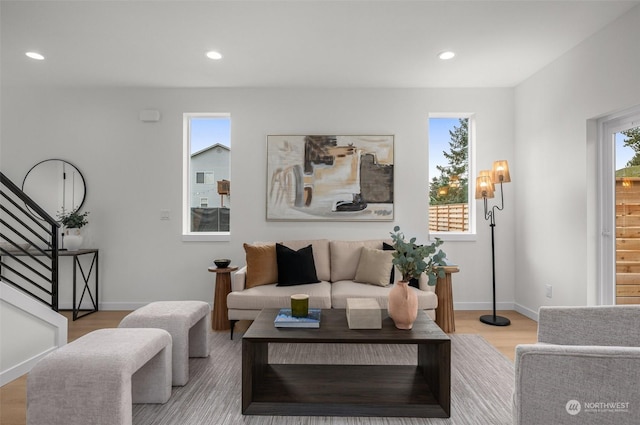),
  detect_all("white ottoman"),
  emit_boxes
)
[27,328,172,425]
[119,300,210,386]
